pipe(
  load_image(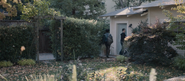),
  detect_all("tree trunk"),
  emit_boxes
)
[72,9,76,16]
[119,0,124,8]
